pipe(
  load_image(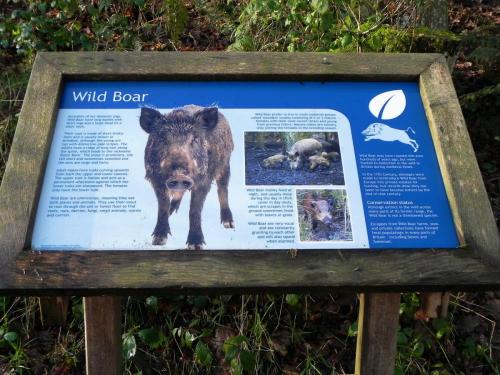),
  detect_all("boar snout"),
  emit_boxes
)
[313,206,332,227]
[166,174,194,191]
[321,215,333,226]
